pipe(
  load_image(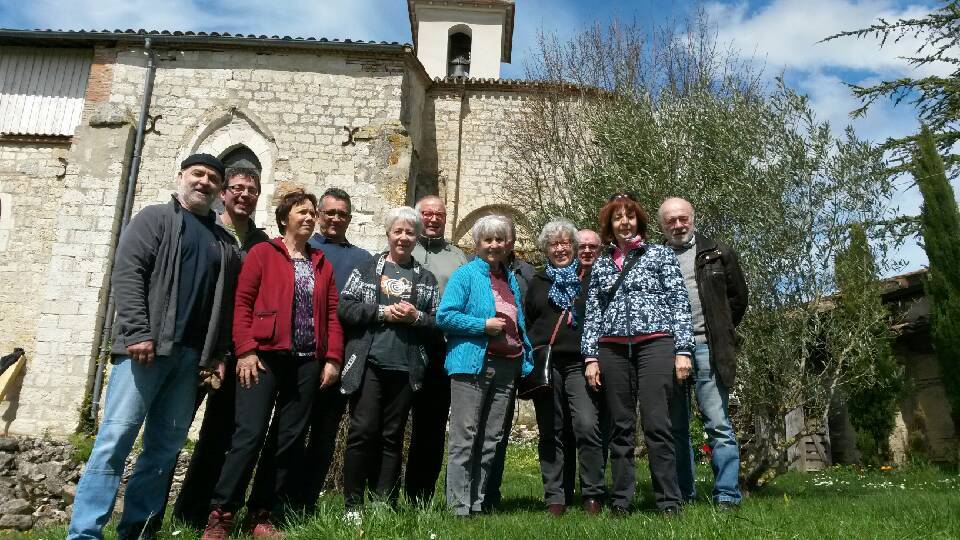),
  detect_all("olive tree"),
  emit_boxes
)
[505,13,902,485]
